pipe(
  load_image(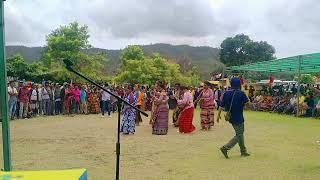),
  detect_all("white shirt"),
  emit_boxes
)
[42,87,50,100]
[8,86,18,96]
[30,89,38,101]
[101,90,111,101]
[38,88,43,101]
[8,86,18,100]
[290,97,297,105]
